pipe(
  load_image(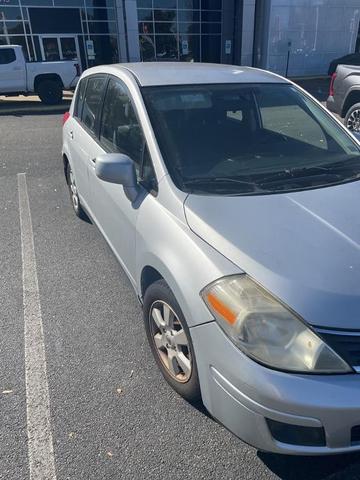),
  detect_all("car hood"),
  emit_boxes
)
[184,182,360,330]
